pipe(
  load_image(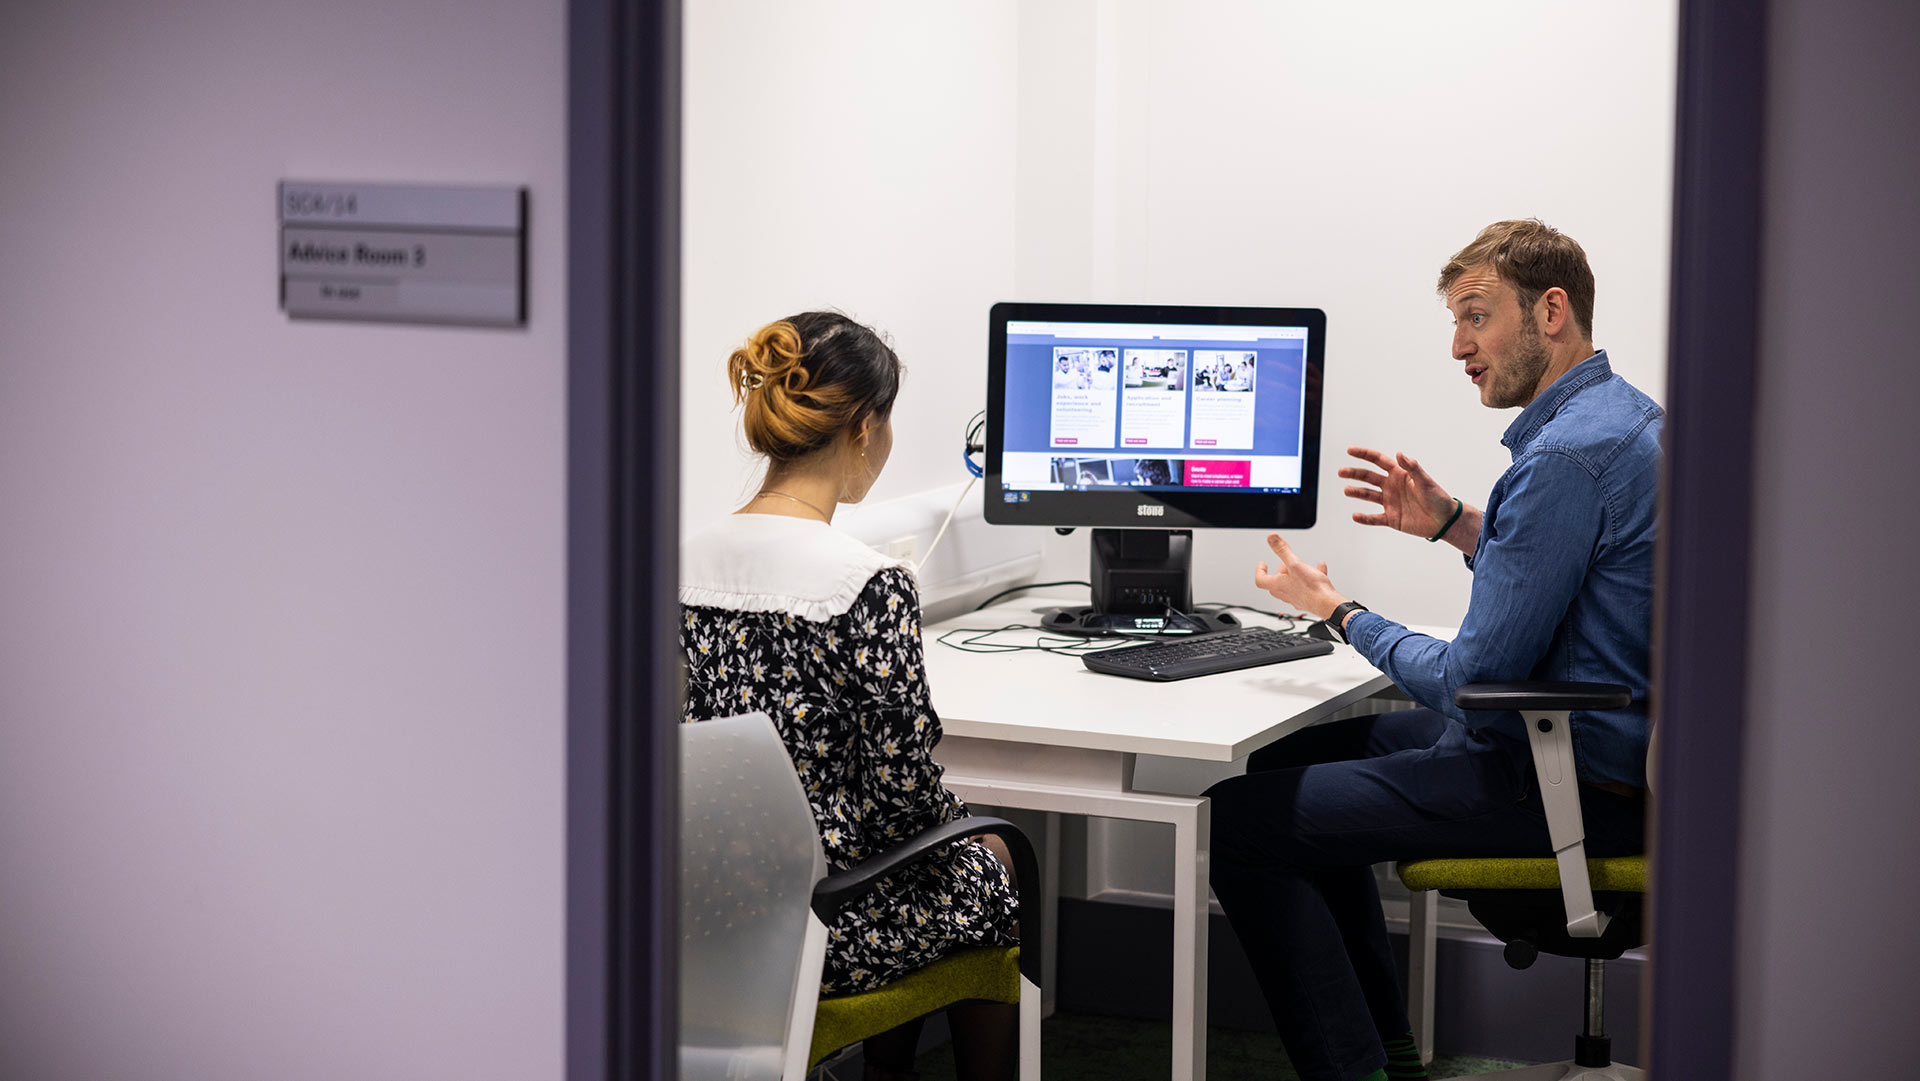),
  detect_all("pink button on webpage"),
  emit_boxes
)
[1185,461,1252,486]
